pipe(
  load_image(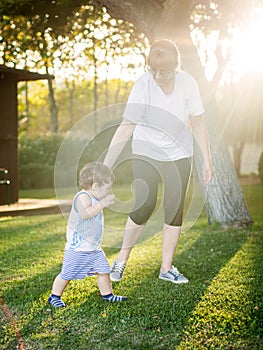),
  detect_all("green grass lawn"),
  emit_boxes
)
[1,184,262,349]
